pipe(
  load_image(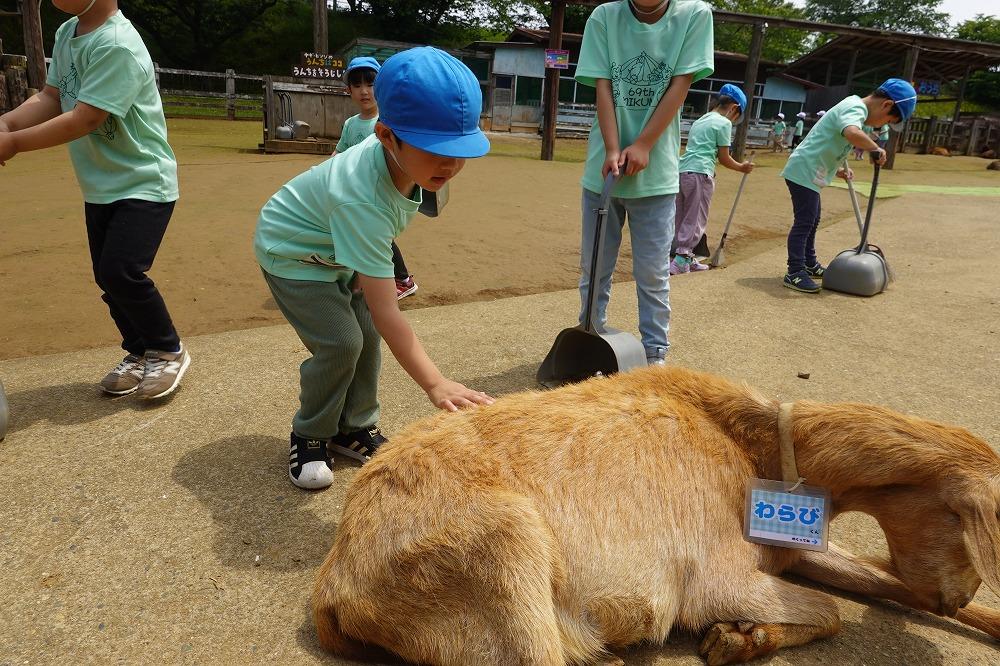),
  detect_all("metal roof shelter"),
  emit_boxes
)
[541,2,1000,168]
